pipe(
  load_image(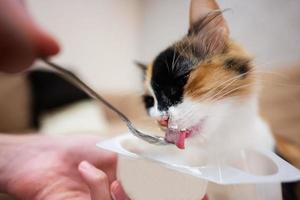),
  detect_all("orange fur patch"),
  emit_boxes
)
[184,42,255,101]
[144,64,153,94]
